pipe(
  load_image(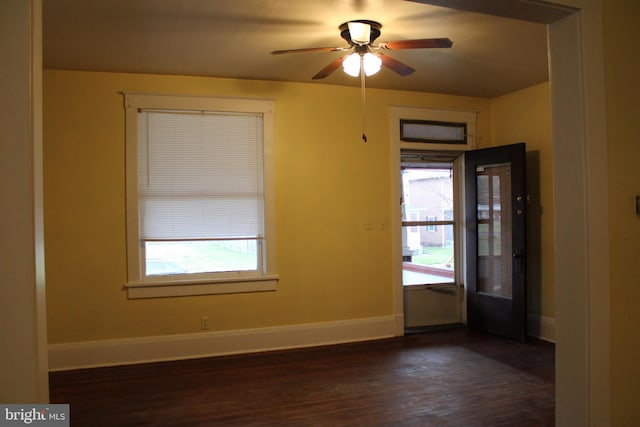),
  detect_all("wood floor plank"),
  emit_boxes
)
[49,328,554,426]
